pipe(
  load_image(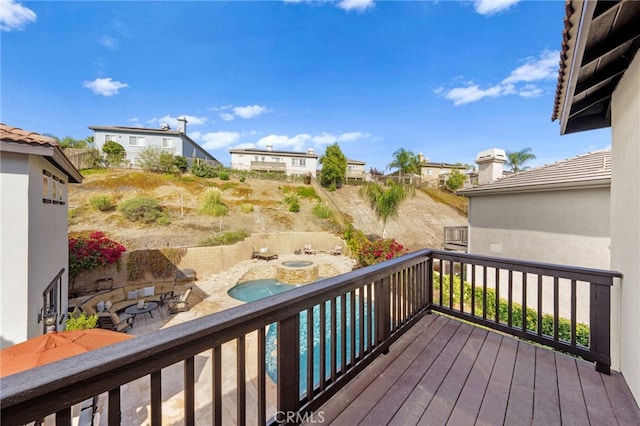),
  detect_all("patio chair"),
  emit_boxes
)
[168,287,193,314]
[252,246,278,261]
[304,244,316,255]
[329,245,342,255]
[97,312,133,332]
